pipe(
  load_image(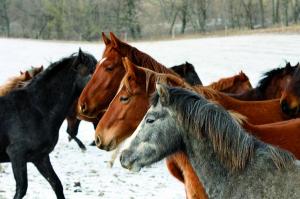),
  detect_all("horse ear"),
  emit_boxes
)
[286,62,291,68]
[102,32,111,45]
[110,32,123,49]
[78,48,85,61]
[123,57,137,76]
[20,71,24,75]
[24,71,31,80]
[156,83,169,105]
